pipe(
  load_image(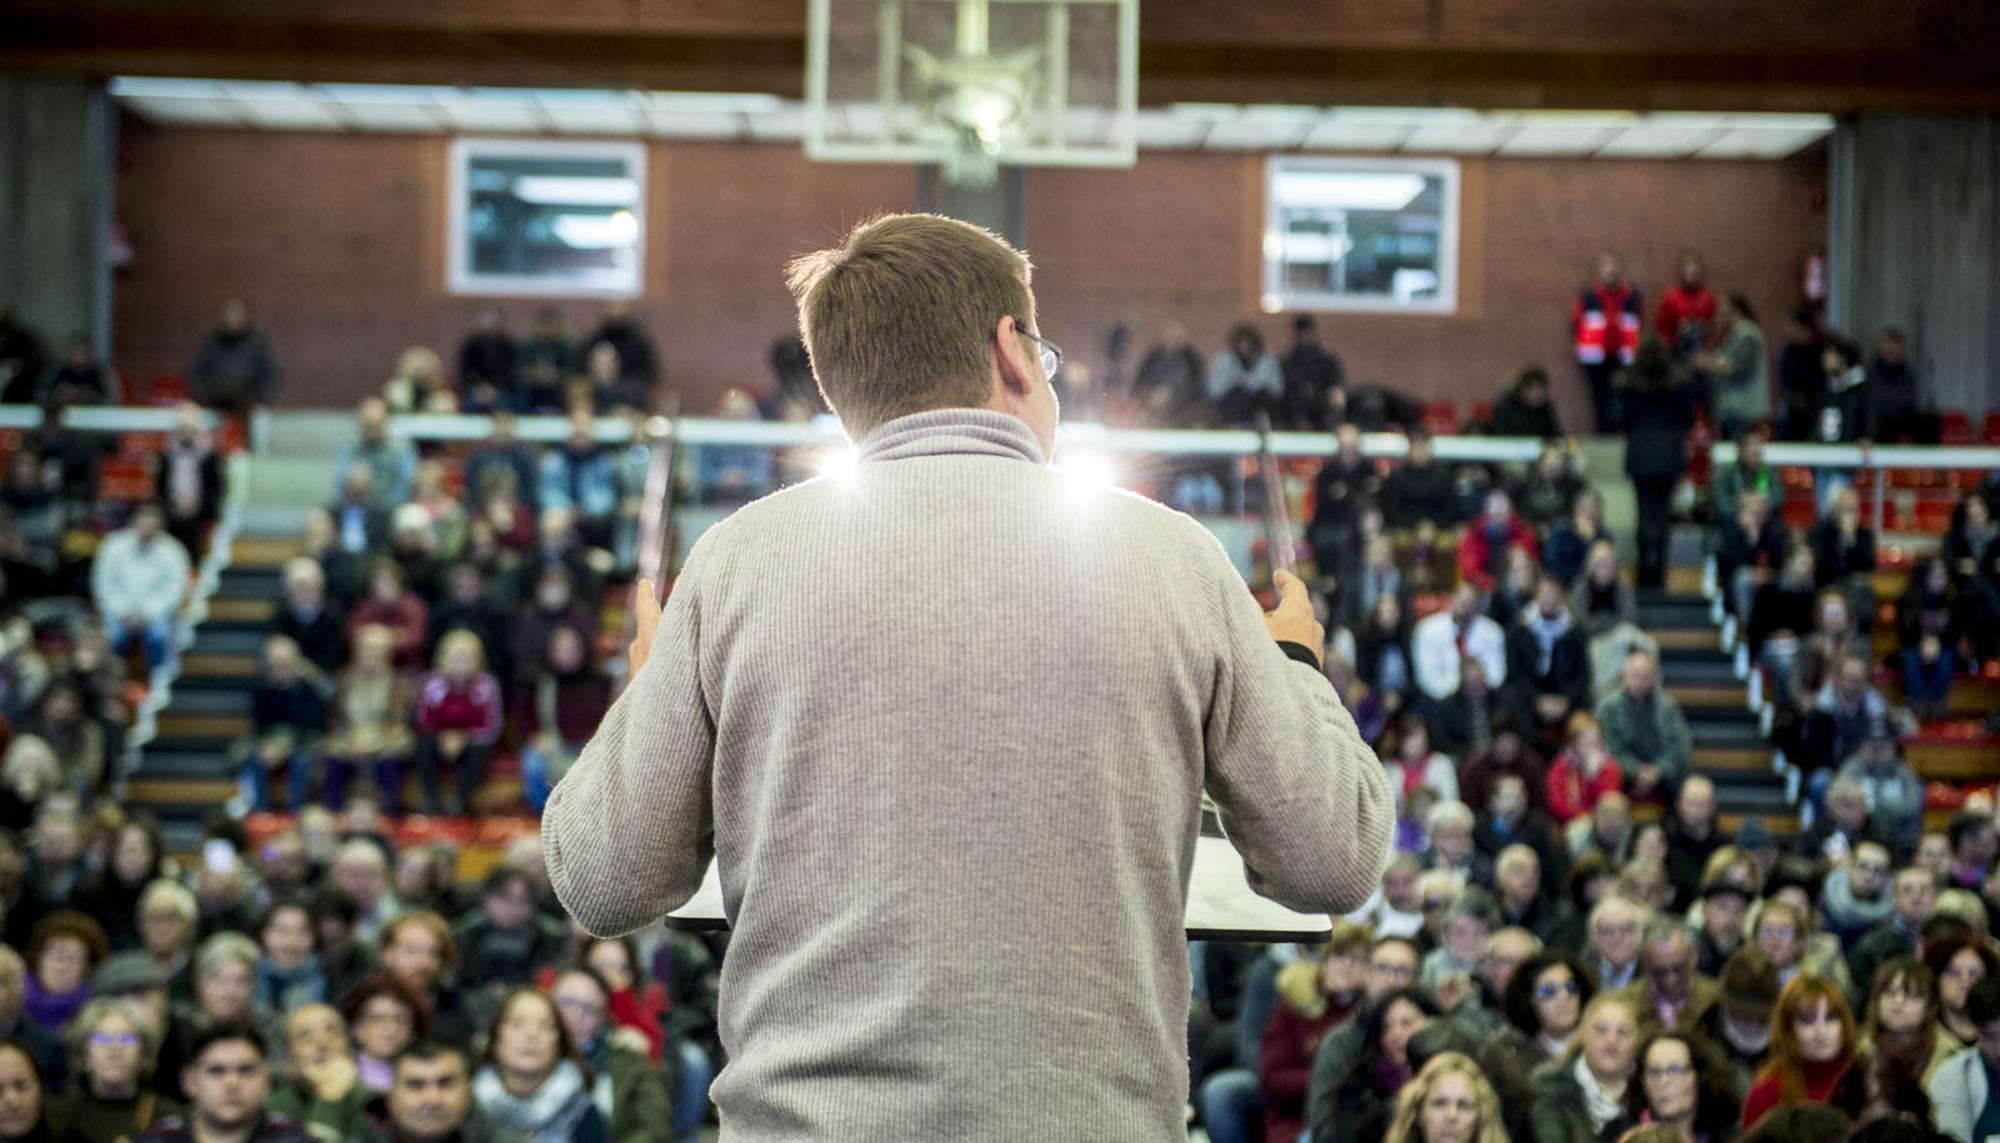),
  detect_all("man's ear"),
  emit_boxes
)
[991,315,1035,401]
